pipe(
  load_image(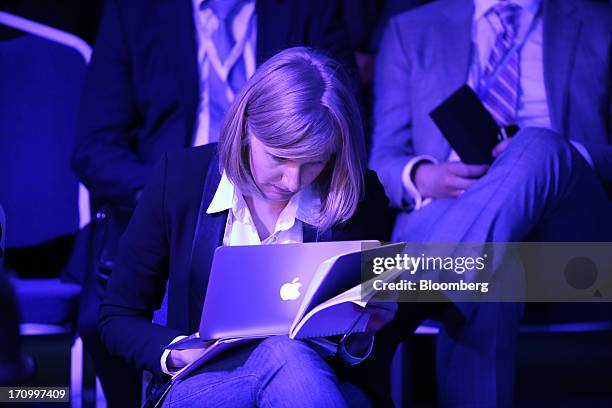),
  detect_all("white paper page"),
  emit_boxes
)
[289,264,405,339]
